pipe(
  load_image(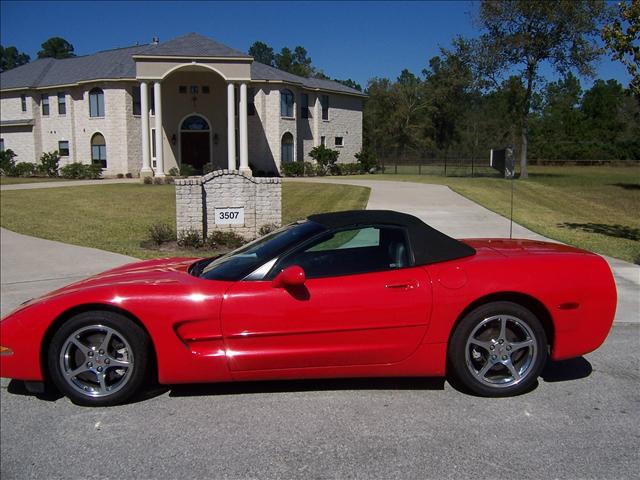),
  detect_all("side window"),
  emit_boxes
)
[271,226,410,279]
